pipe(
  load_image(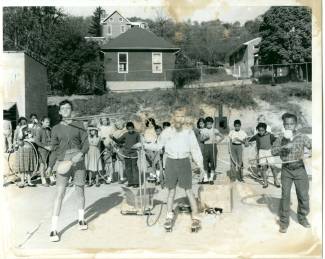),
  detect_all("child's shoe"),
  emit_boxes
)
[78,220,88,230]
[49,231,59,242]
